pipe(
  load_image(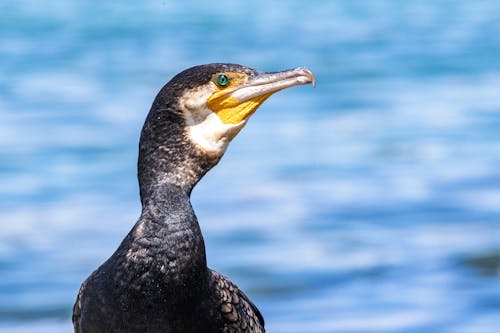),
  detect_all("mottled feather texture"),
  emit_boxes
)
[73,64,265,333]
[209,270,264,333]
